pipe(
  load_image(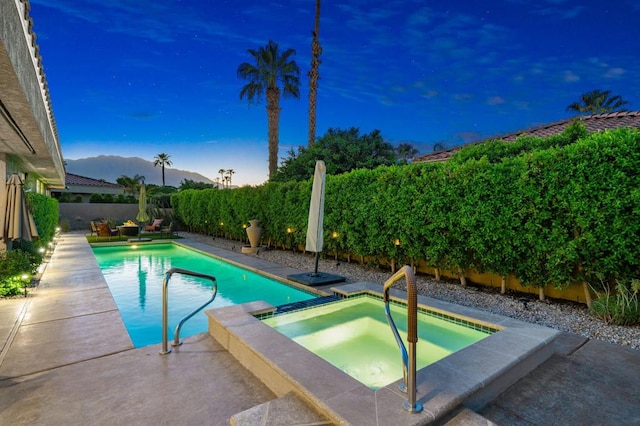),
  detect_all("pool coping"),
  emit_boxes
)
[206,282,560,425]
